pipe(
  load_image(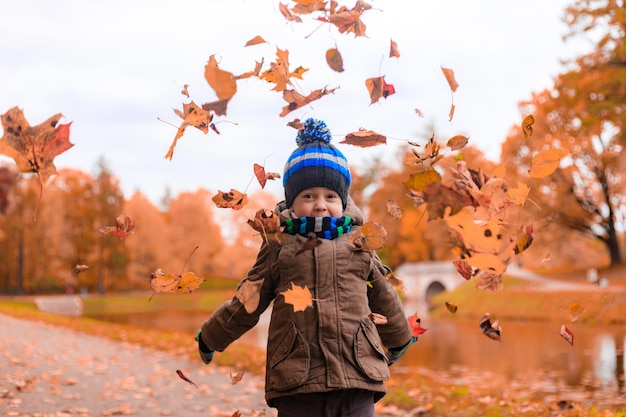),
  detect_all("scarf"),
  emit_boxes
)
[283,216,352,240]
